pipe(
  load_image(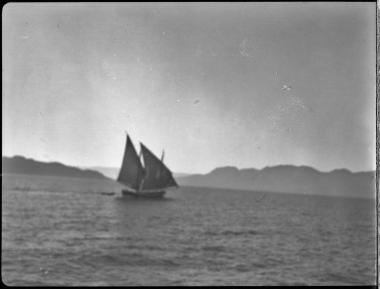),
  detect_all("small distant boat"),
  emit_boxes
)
[117,134,179,198]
